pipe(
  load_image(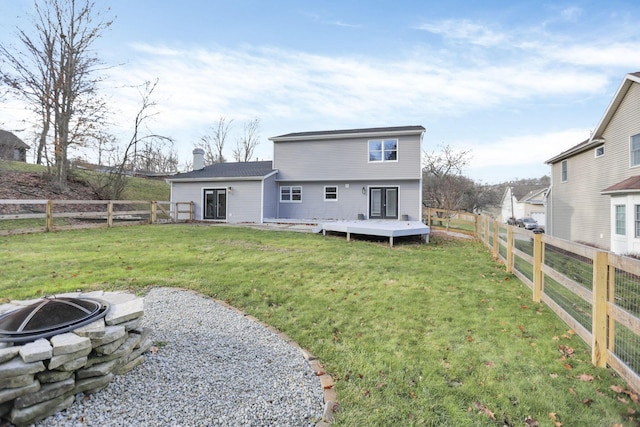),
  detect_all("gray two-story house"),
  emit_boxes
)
[167,125,426,224]
[546,72,640,254]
